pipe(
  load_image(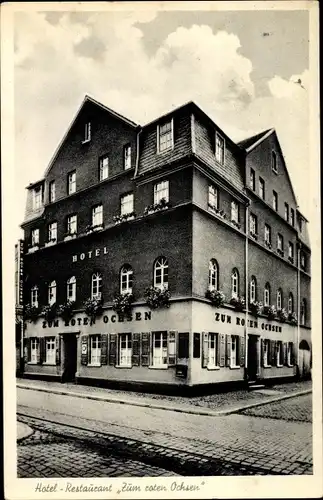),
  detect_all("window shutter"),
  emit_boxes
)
[193,333,201,358]
[141,332,151,366]
[219,334,226,367]
[291,342,296,365]
[101,334,108,365]
[168,330,177,365]
[81,335,89,366]
[202,331,208,368]
[55,335,61,366]
[239,336,245,367]
[261,339,265,367]
[270,340,276,366]
[283,342,288,366]
[38,338,44,364]
[226,335,232,367]
[132,333,140,366]
[178,332,189,359]
[25,338,31,363]
[109,334,117,366]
